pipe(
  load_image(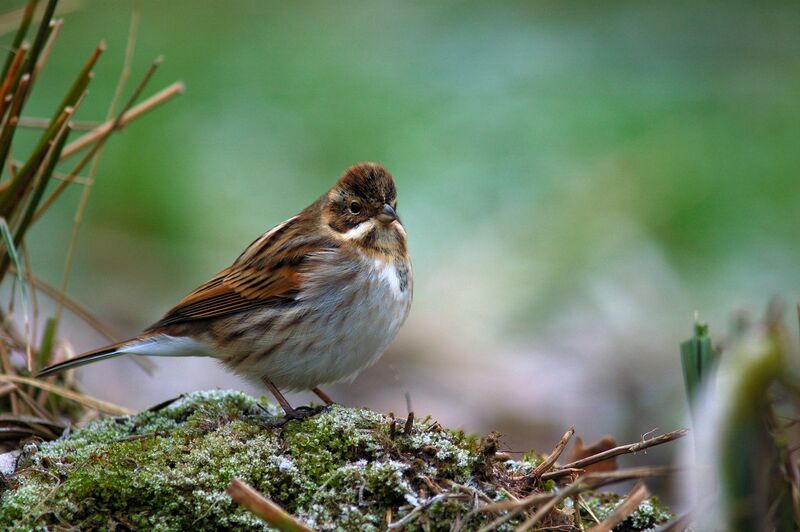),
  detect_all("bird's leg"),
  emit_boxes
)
[261,377,326,421]
[261,376,296,414]
[312,387,335,406]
